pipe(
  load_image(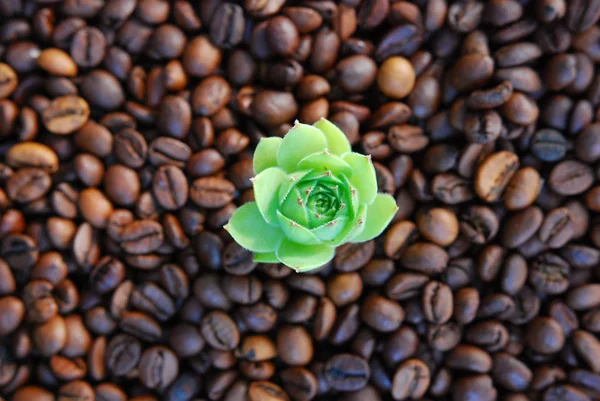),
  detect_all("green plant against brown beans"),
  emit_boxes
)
[225,119,398,272]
